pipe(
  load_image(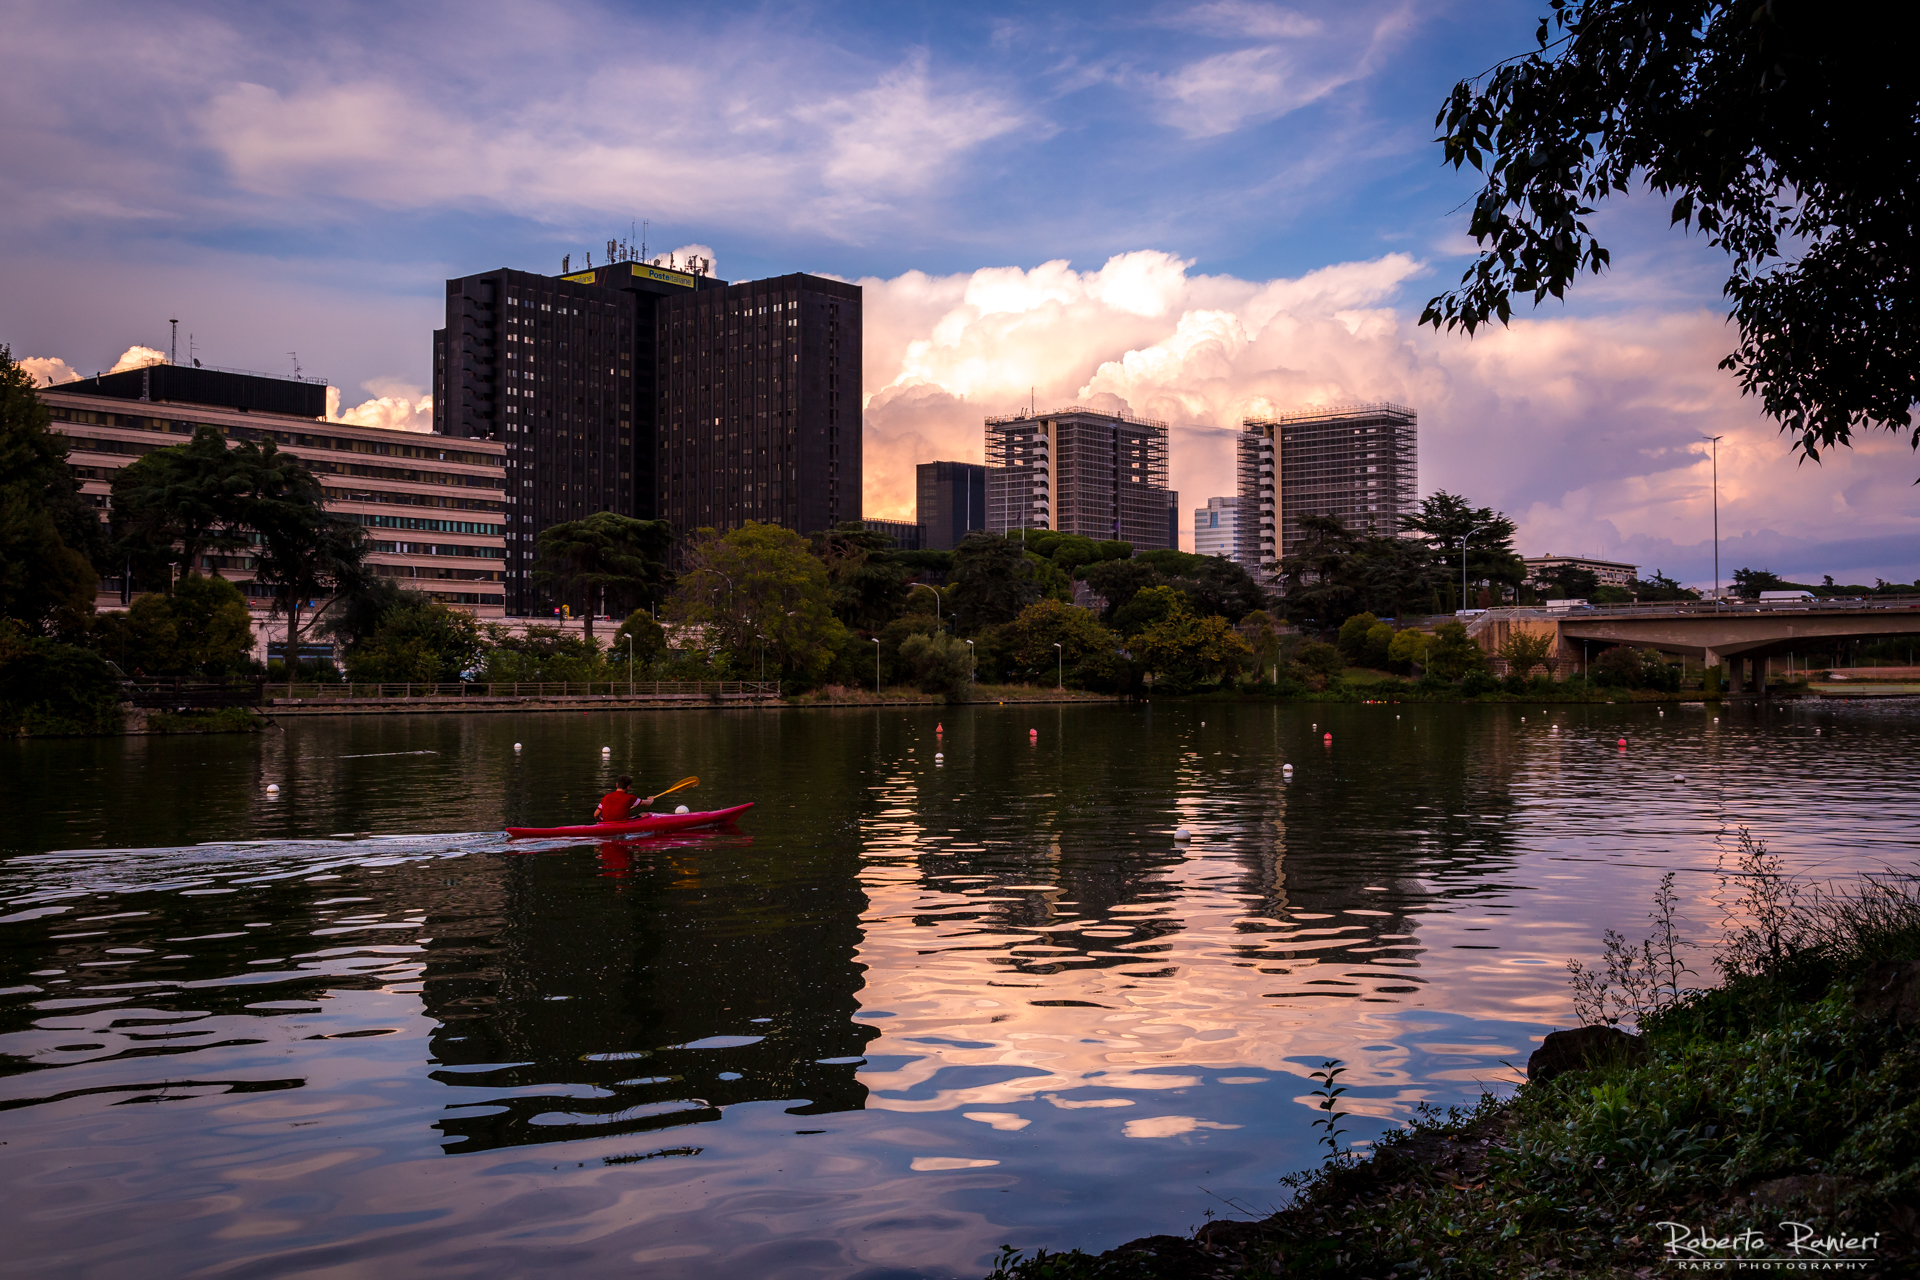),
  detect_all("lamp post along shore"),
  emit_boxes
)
[1702,434,1724,606]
